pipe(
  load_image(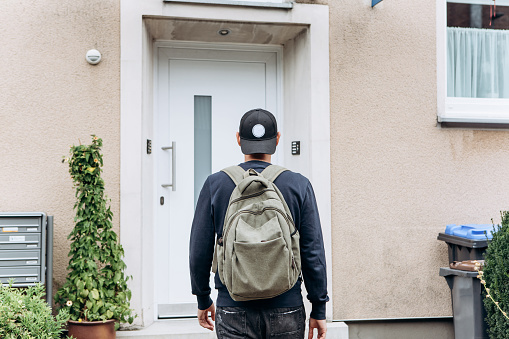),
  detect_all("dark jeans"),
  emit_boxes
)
[215,305,306,339]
